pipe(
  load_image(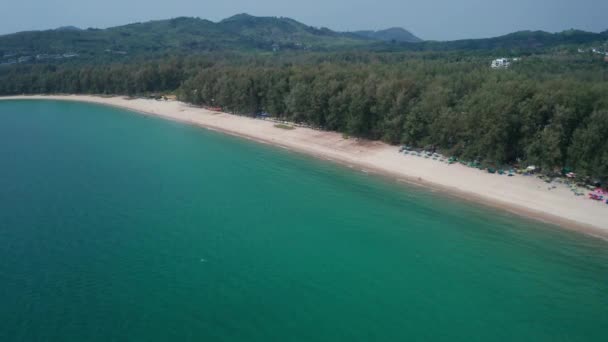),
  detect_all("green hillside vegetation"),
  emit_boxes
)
[1,14,607,60]
[393,30,608,53]
[218,14,367,49]
[352,28,422,43]
[0,14,372,58]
